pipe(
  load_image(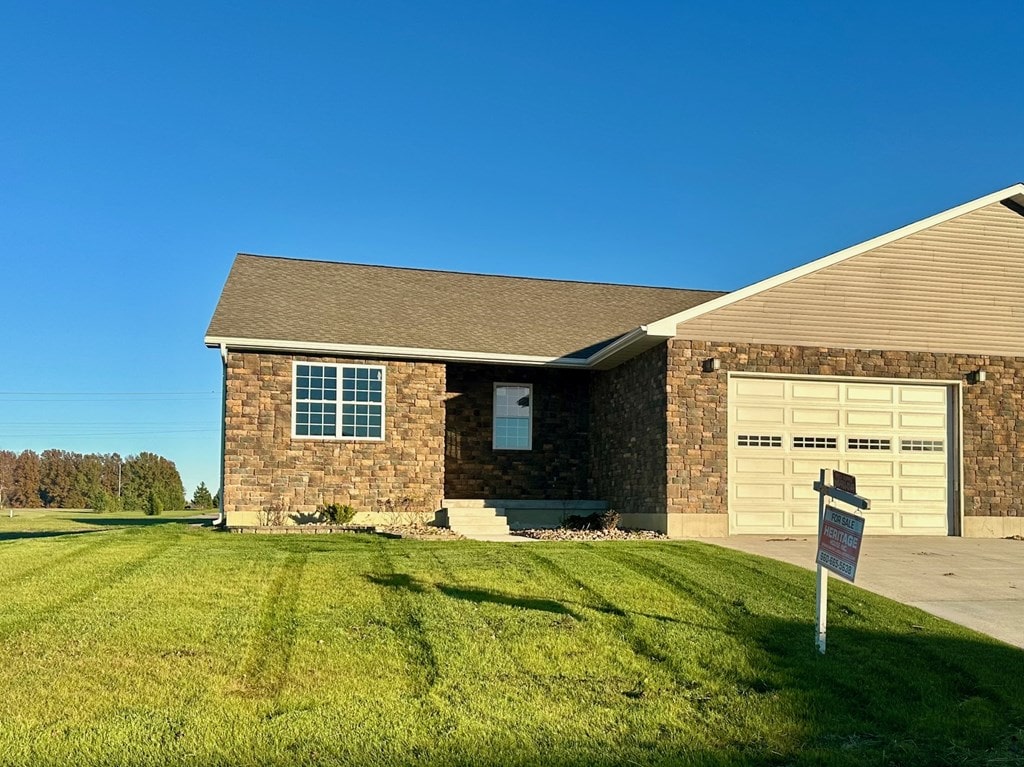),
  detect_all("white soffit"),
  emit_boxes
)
[647,183,1024,336]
